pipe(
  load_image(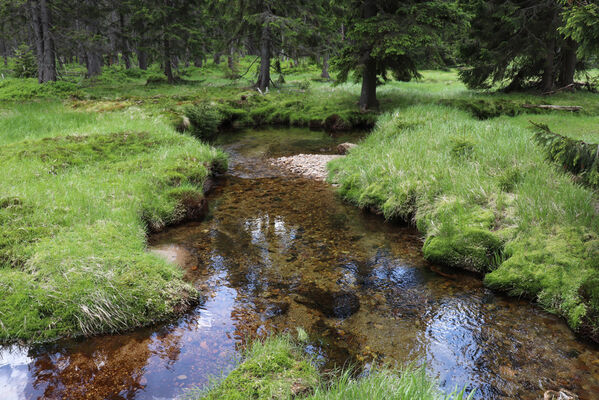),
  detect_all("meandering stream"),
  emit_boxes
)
[2,128,599,400]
